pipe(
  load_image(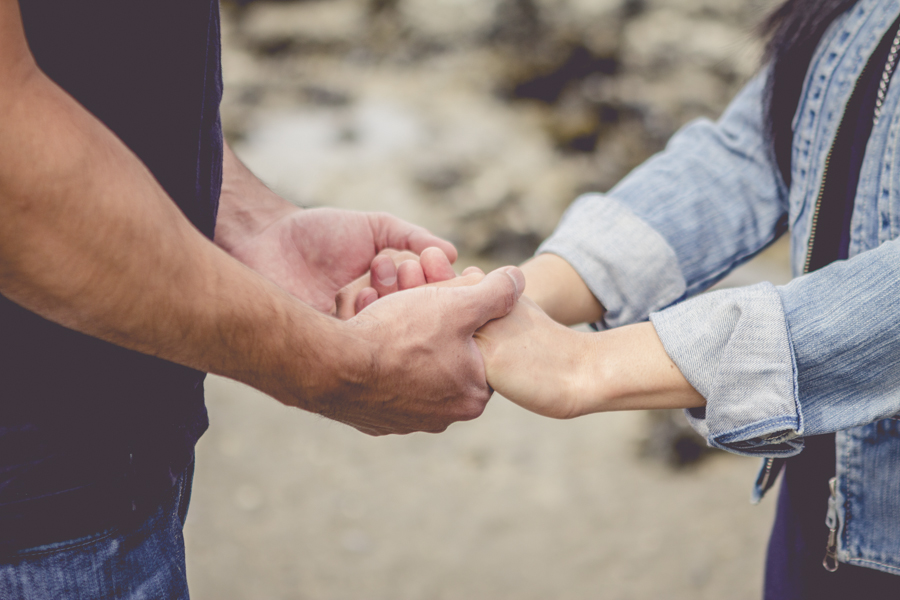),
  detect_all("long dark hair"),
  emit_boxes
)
[762,0,859,186]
